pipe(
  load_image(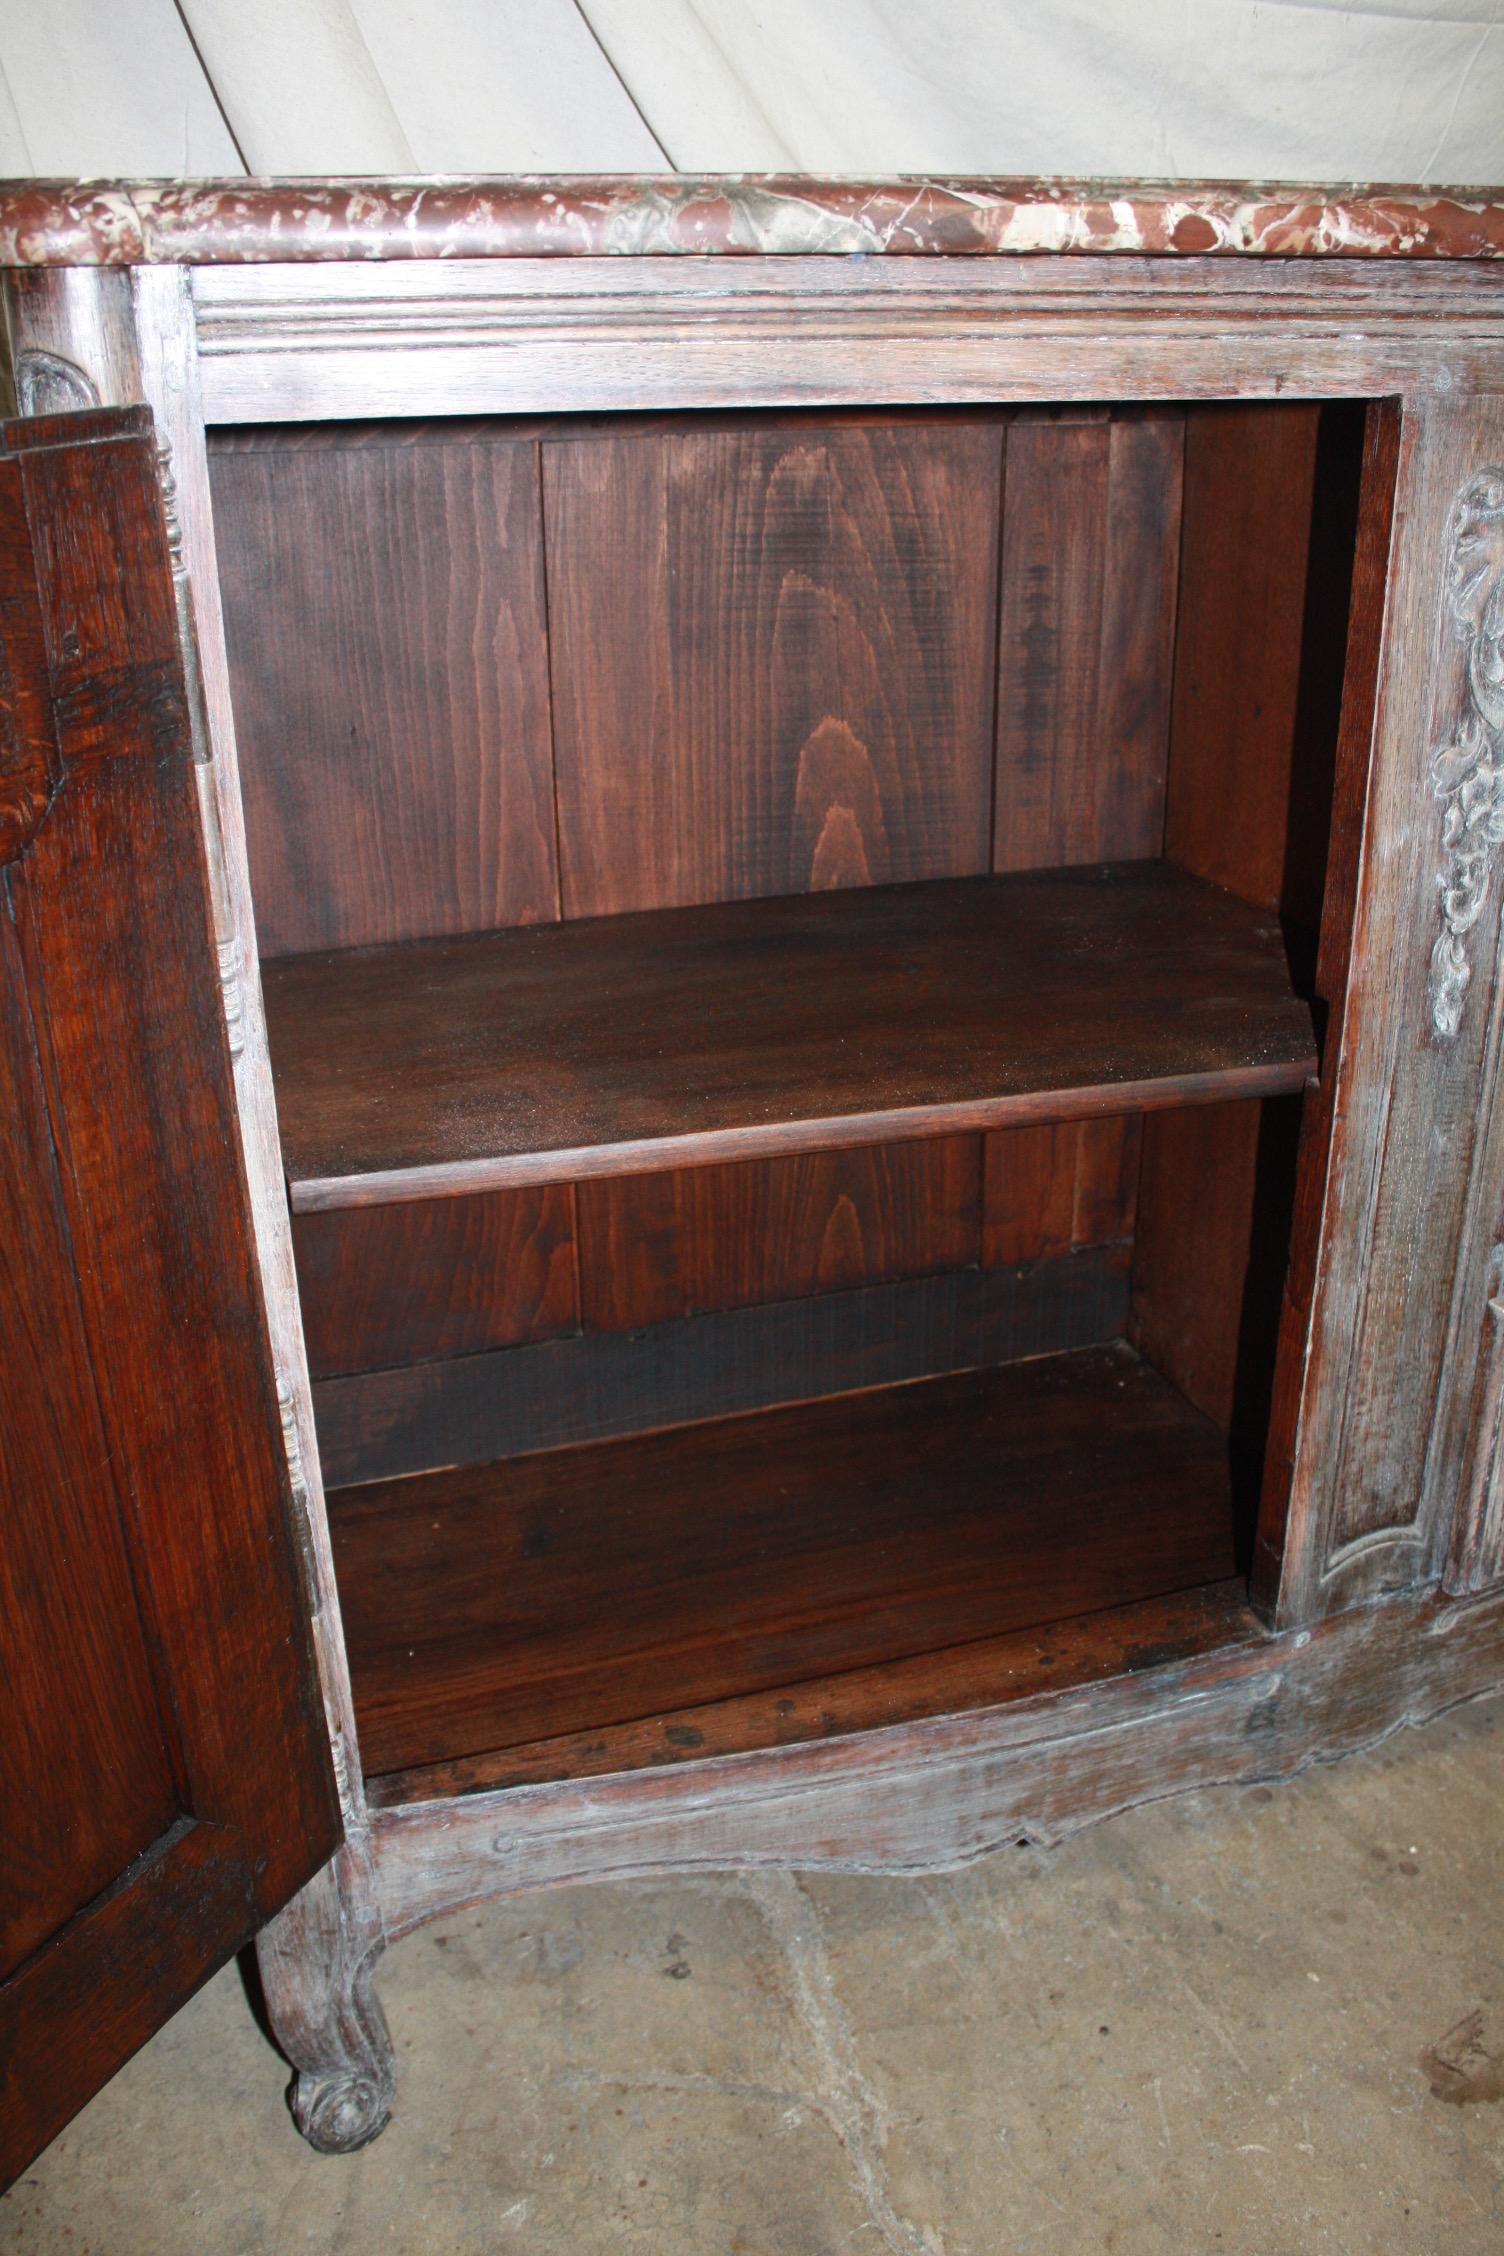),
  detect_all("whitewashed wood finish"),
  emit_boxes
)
[1272,398,1504,1623]
[129,268,368,1826]
[1,267,139,413]
[256,1830,394,2154]
[1426,468,1504,1040]
[371,1586,1504,1940]
[190,257,1504,424]
[1447,1245,1504,1594]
